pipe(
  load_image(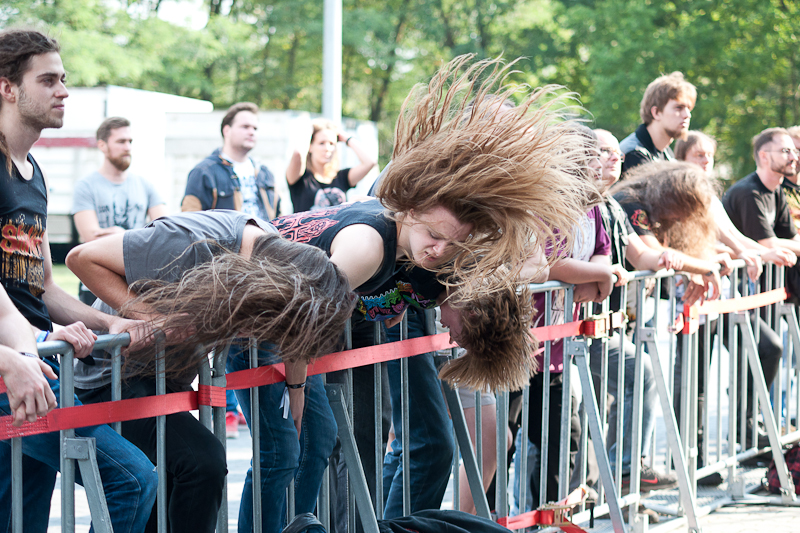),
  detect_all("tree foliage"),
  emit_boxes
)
[2,0,798,175]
